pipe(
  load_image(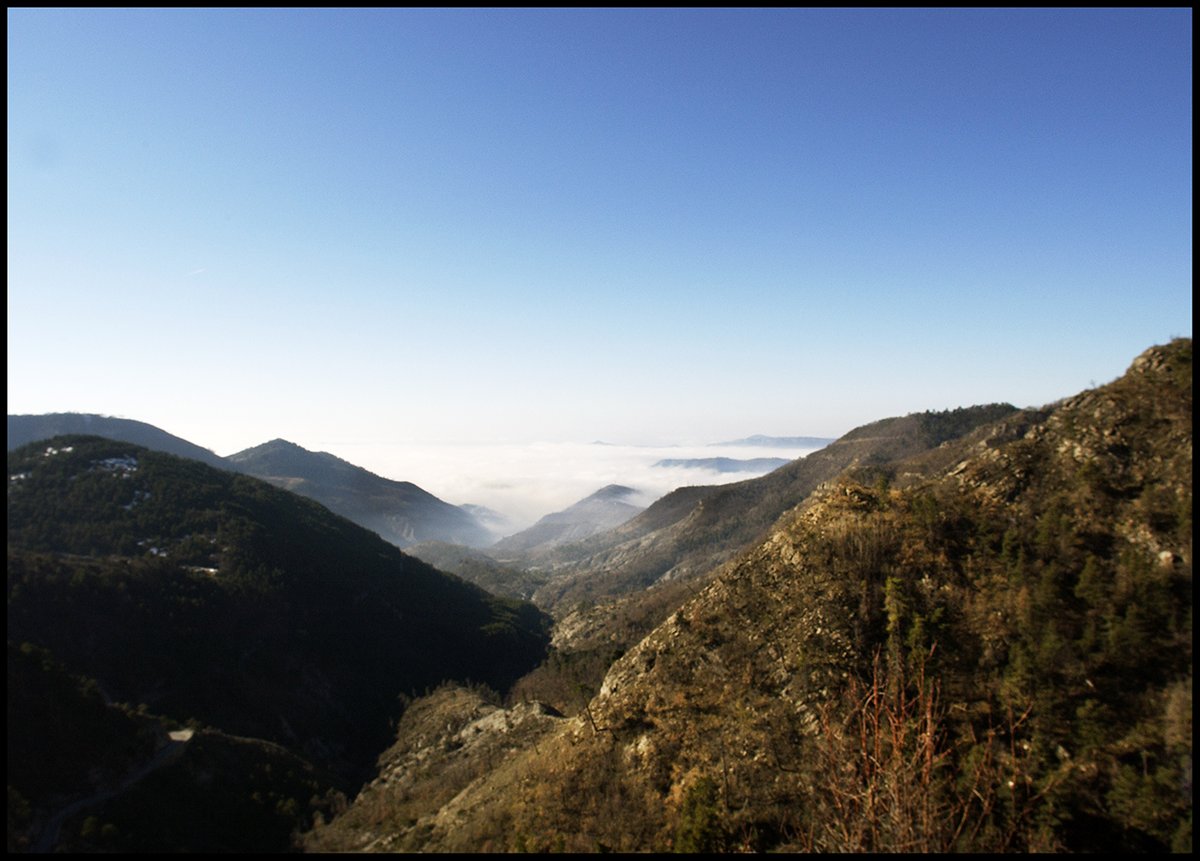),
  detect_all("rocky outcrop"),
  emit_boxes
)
[311,340,1192,853]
